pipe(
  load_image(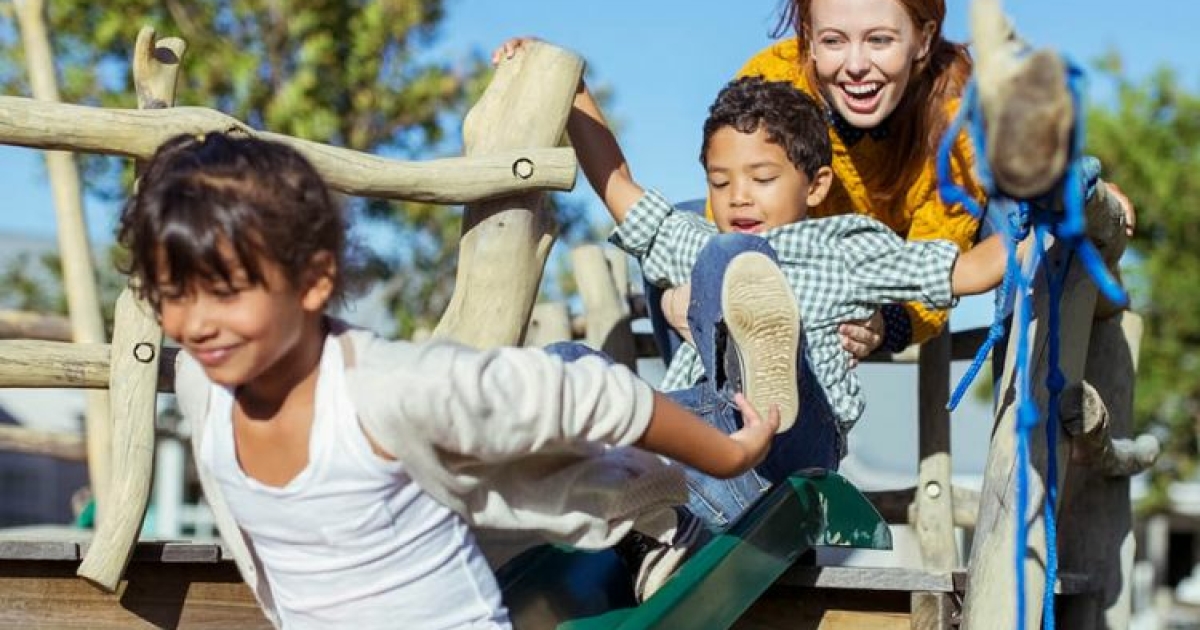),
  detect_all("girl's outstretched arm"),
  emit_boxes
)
[637,392,779,479]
